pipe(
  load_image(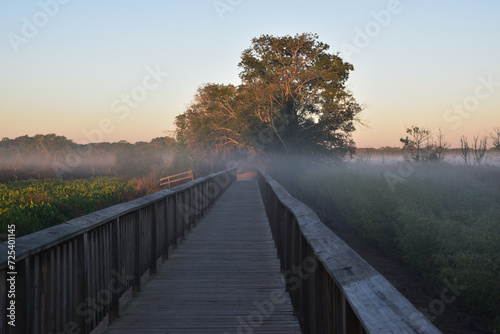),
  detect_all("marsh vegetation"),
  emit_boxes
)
[269,155,500,331]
